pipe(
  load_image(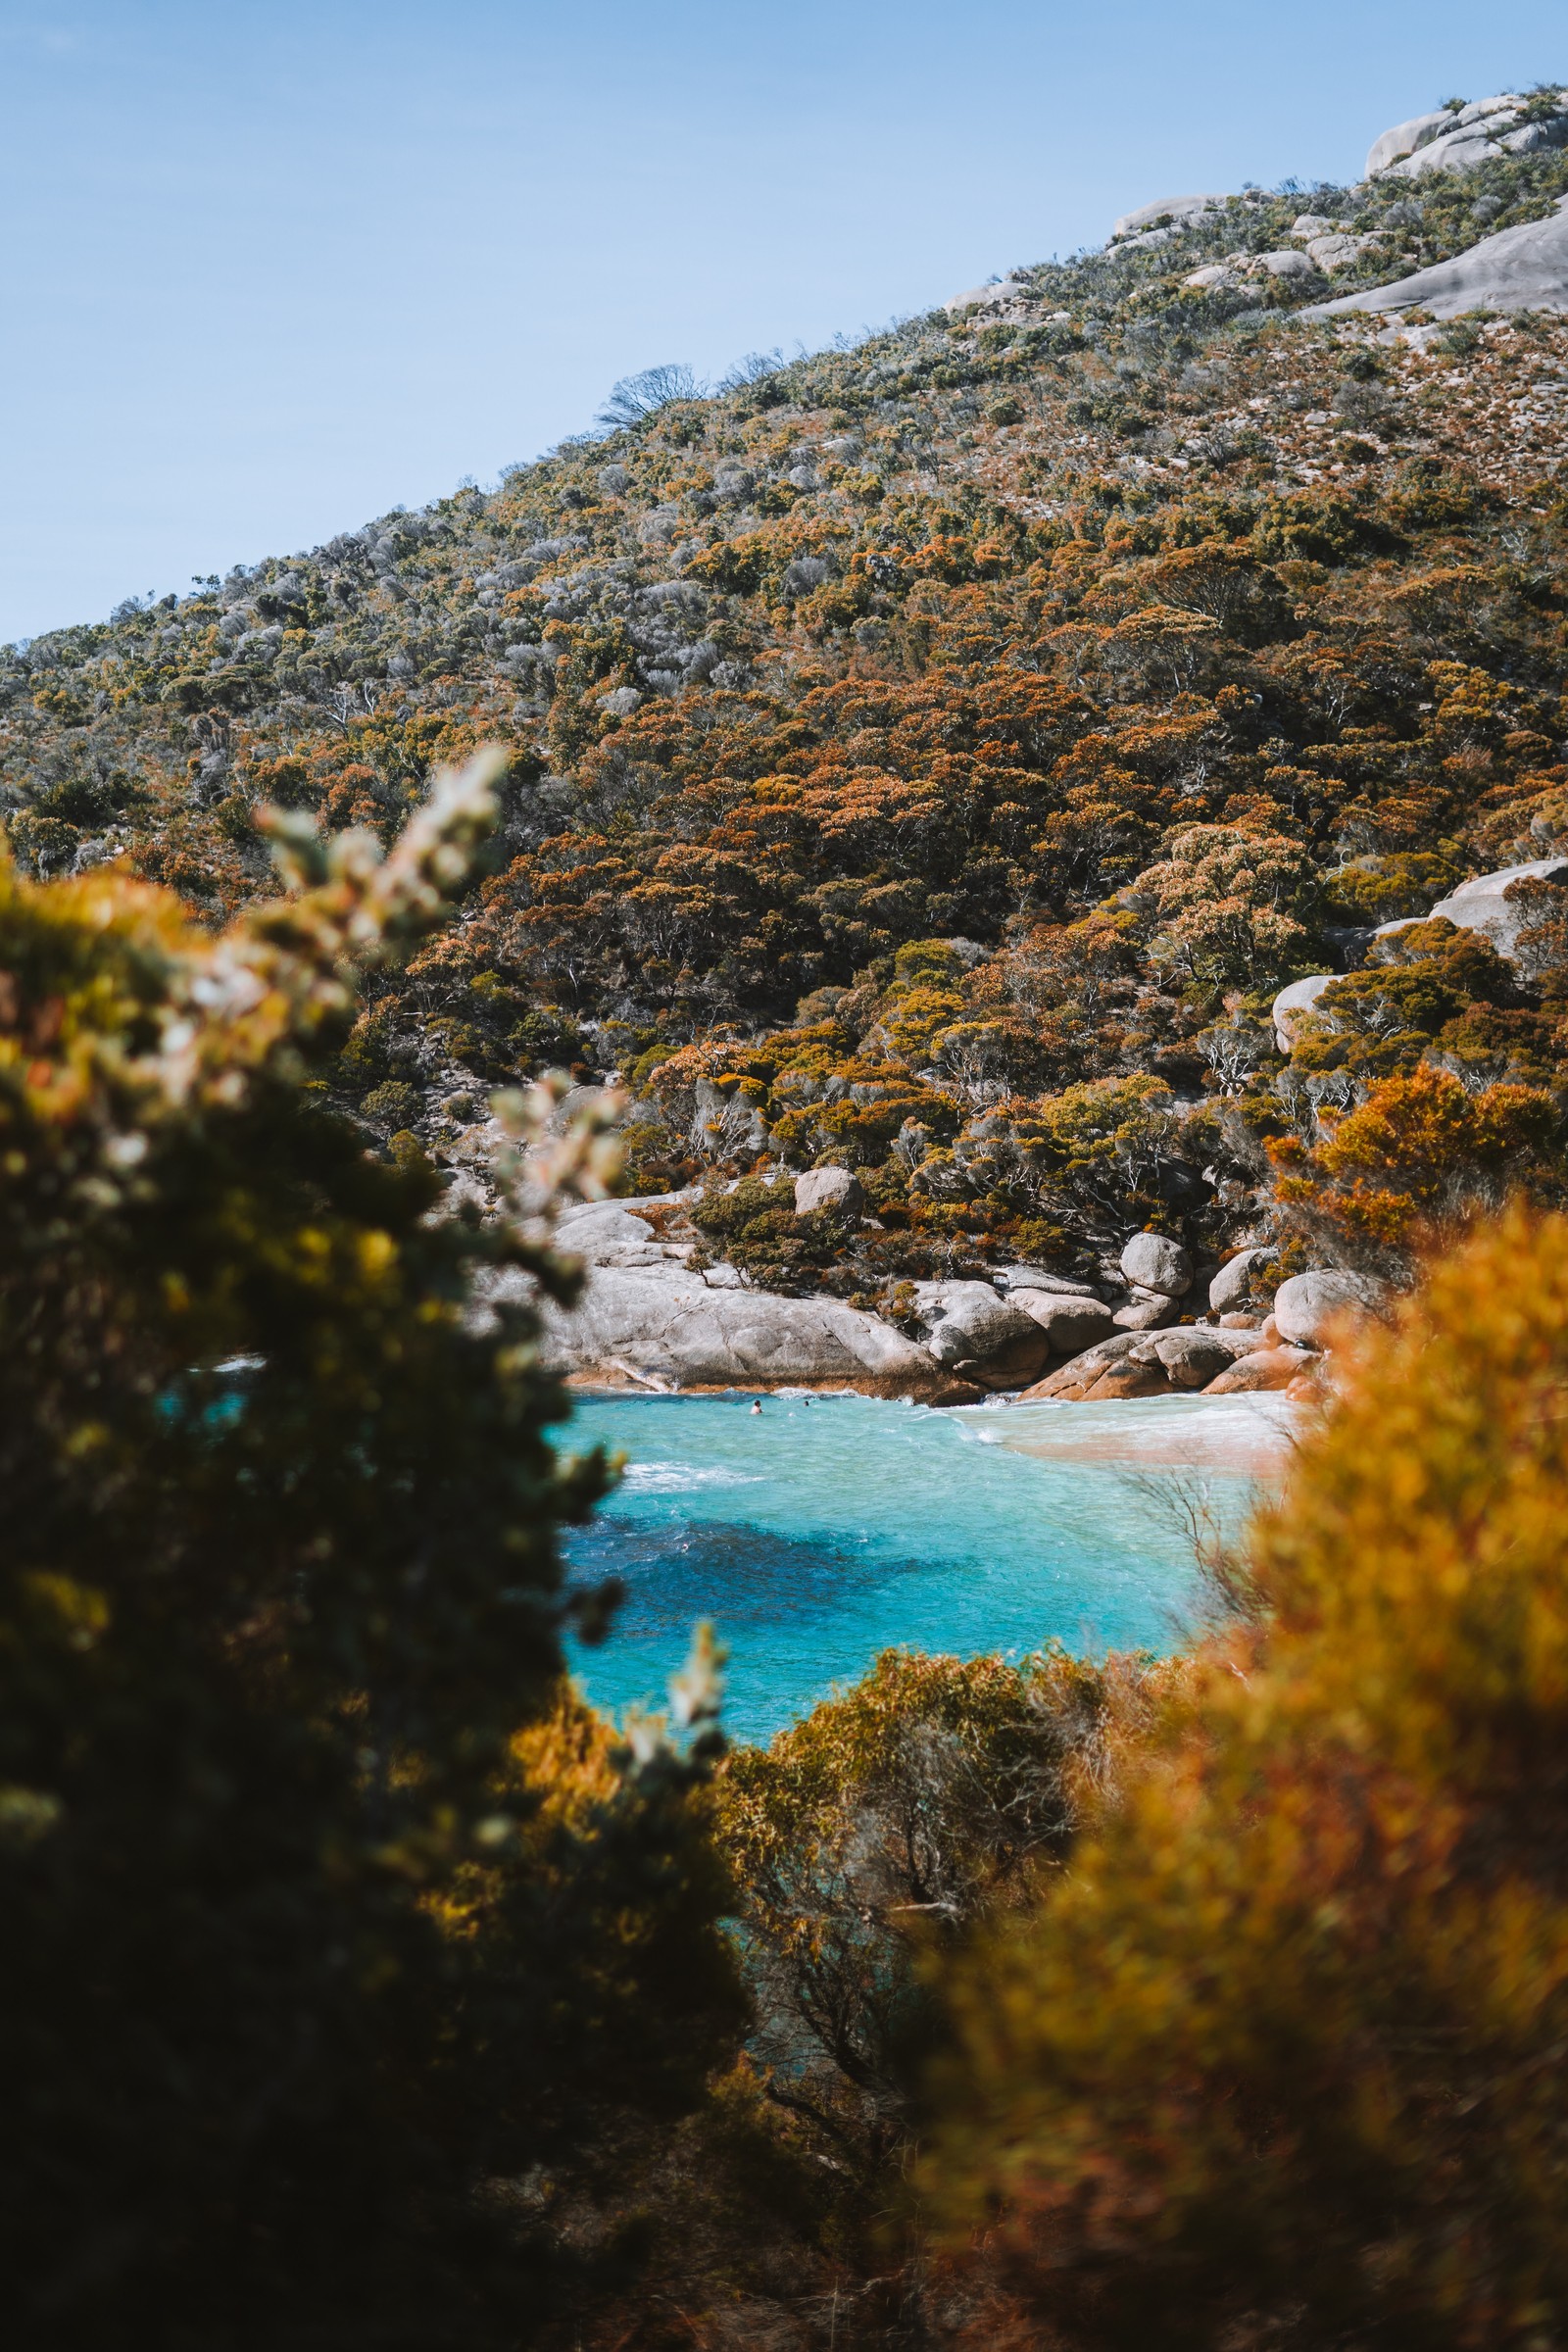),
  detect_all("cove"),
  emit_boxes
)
[559,1389,1293,1745]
